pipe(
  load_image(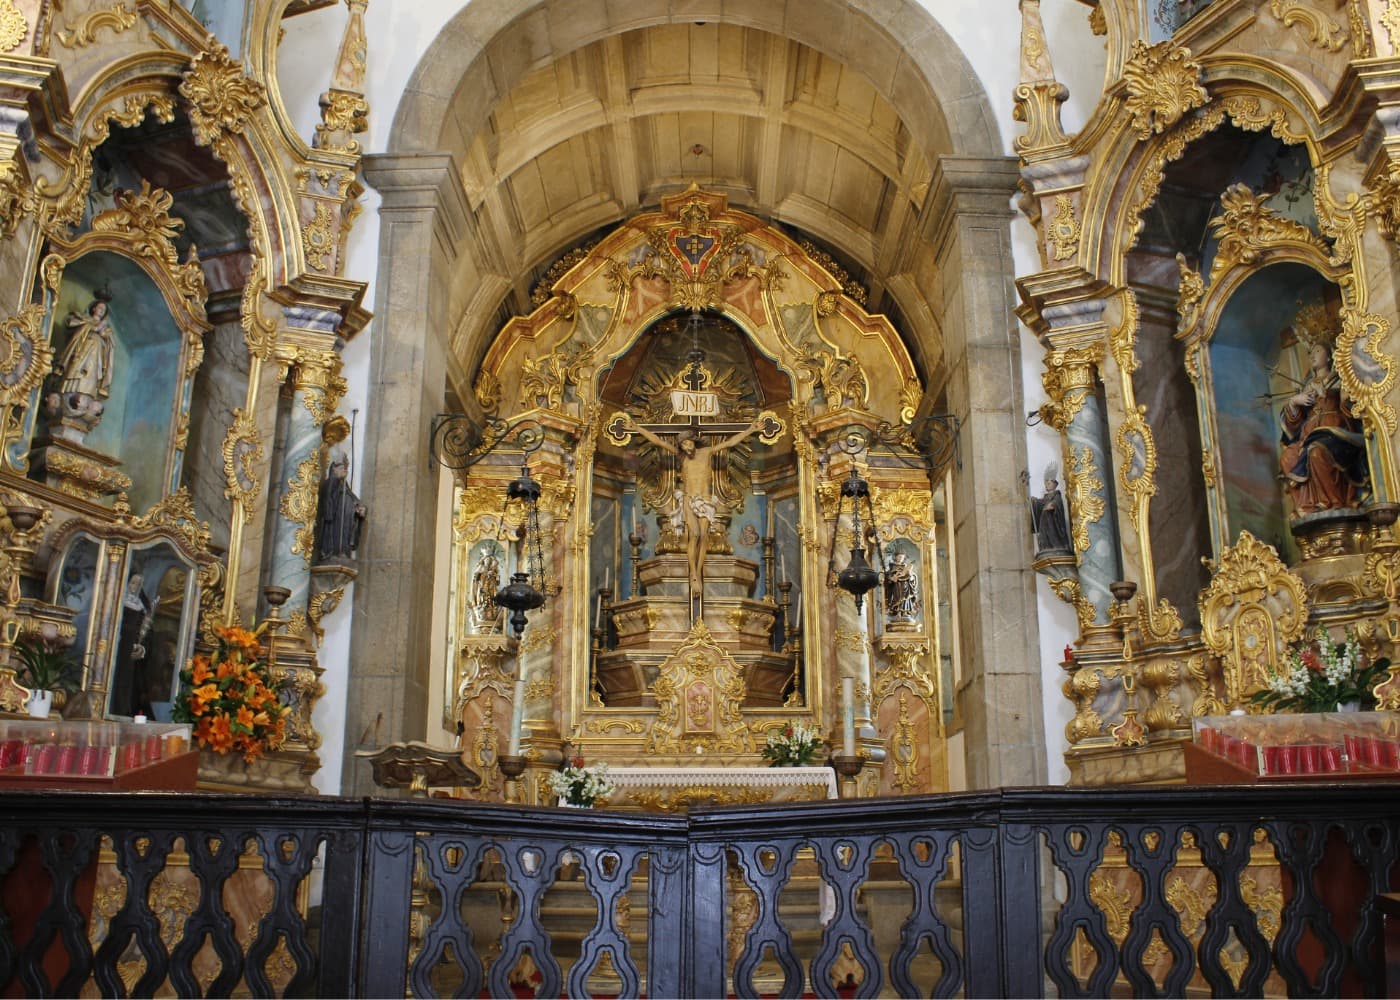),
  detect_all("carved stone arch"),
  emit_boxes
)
[388,1,1001,162]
